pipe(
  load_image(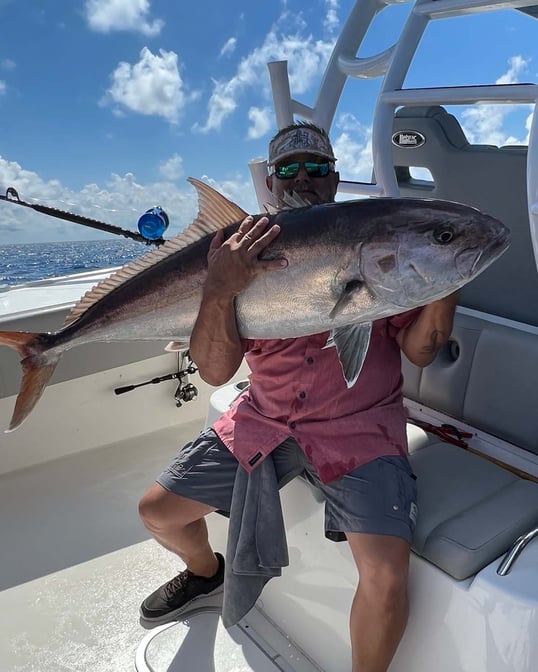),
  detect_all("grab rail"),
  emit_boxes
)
[497,526,538,576]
